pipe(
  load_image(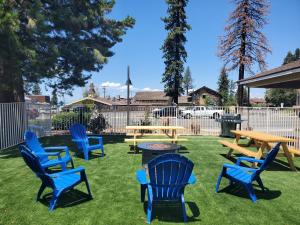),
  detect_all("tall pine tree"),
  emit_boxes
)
[0,1,134,103]
[182,66,193,95]
[217,67,229,106]
[51,89,58,106]
[218,0,271,106]
[161,0,191,104]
